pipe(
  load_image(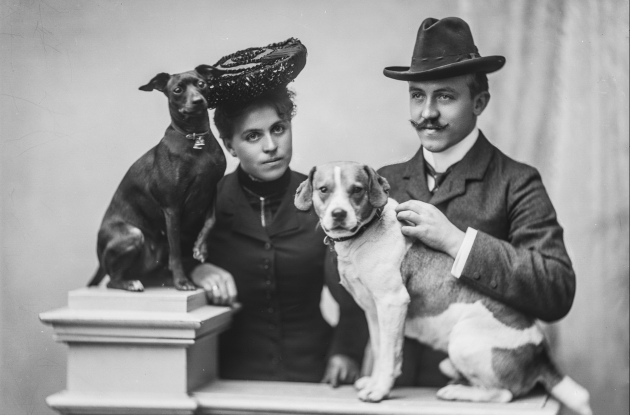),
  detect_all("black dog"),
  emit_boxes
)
[88,65,226,291]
